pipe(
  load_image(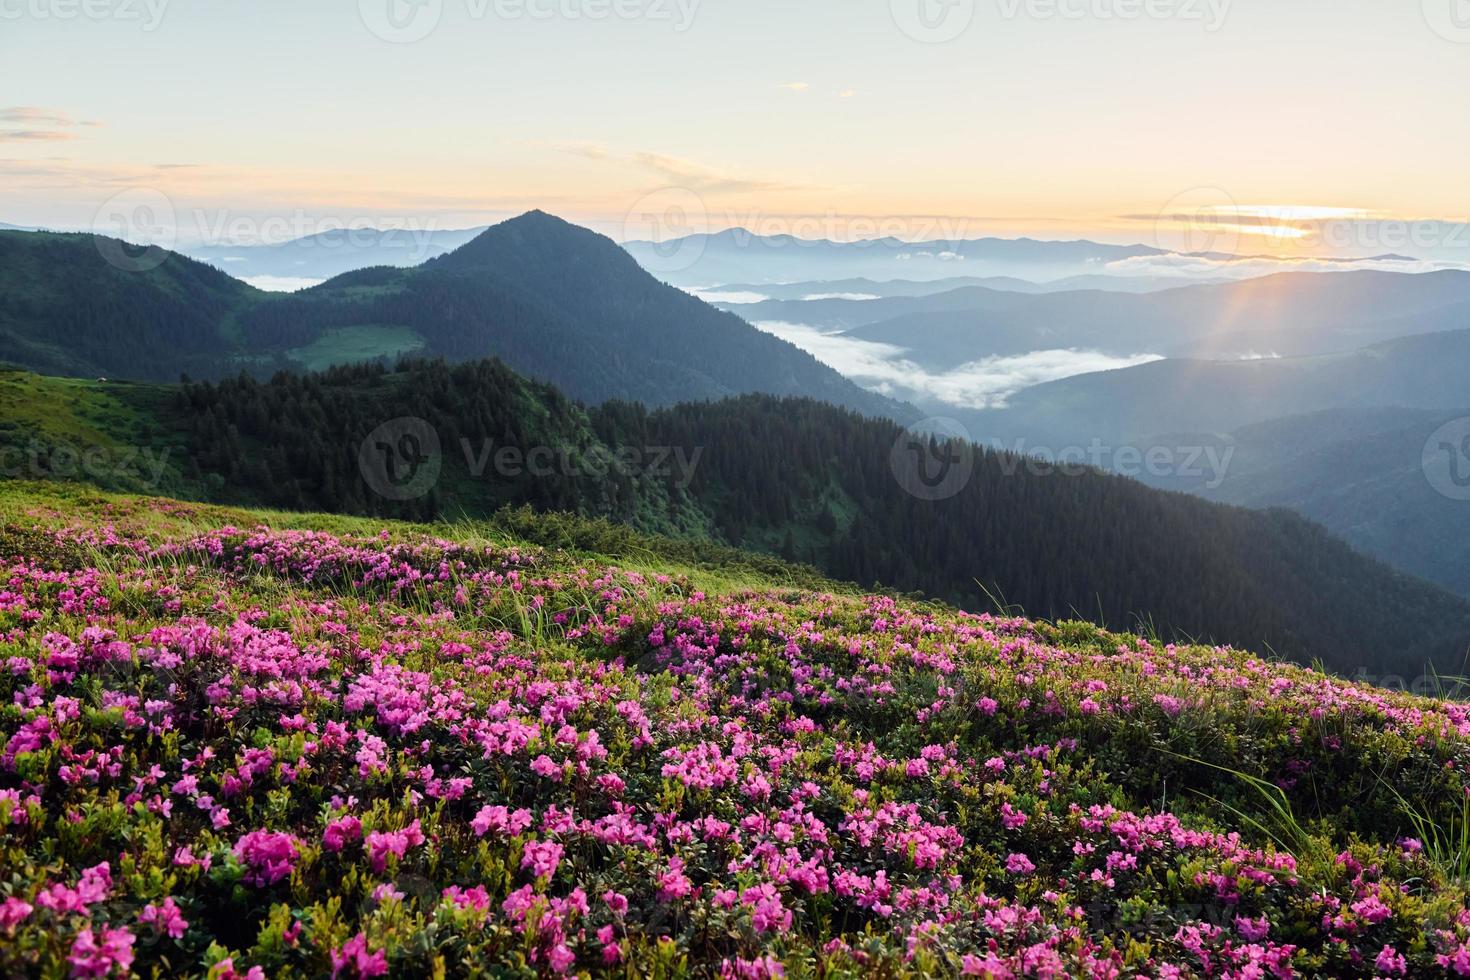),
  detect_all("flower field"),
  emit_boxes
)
[2,485,1470,978]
